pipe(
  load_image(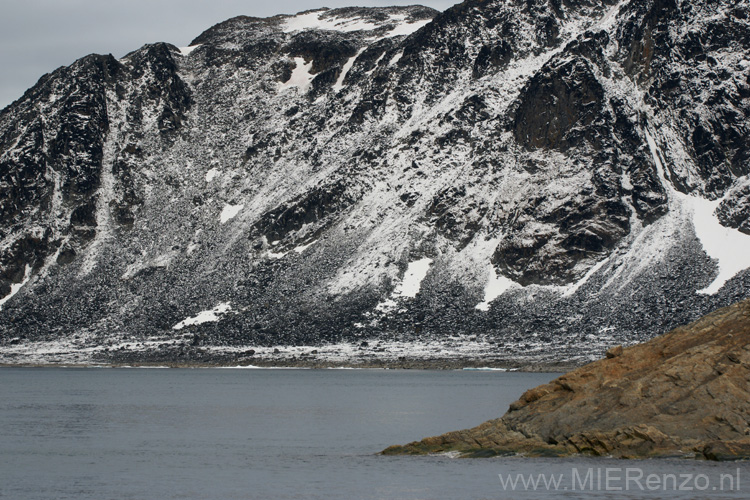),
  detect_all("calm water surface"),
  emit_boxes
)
[0,368,746,499]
